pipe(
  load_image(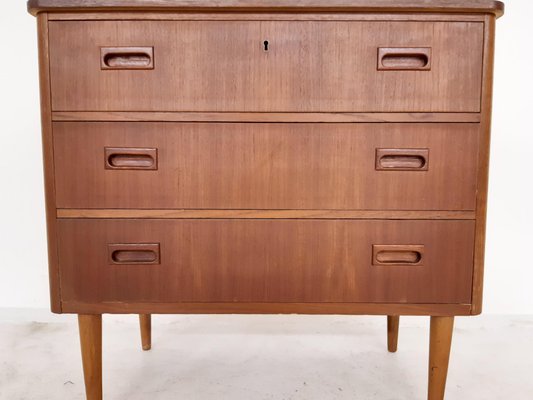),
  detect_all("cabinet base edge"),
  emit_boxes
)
[61,301,471,316]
